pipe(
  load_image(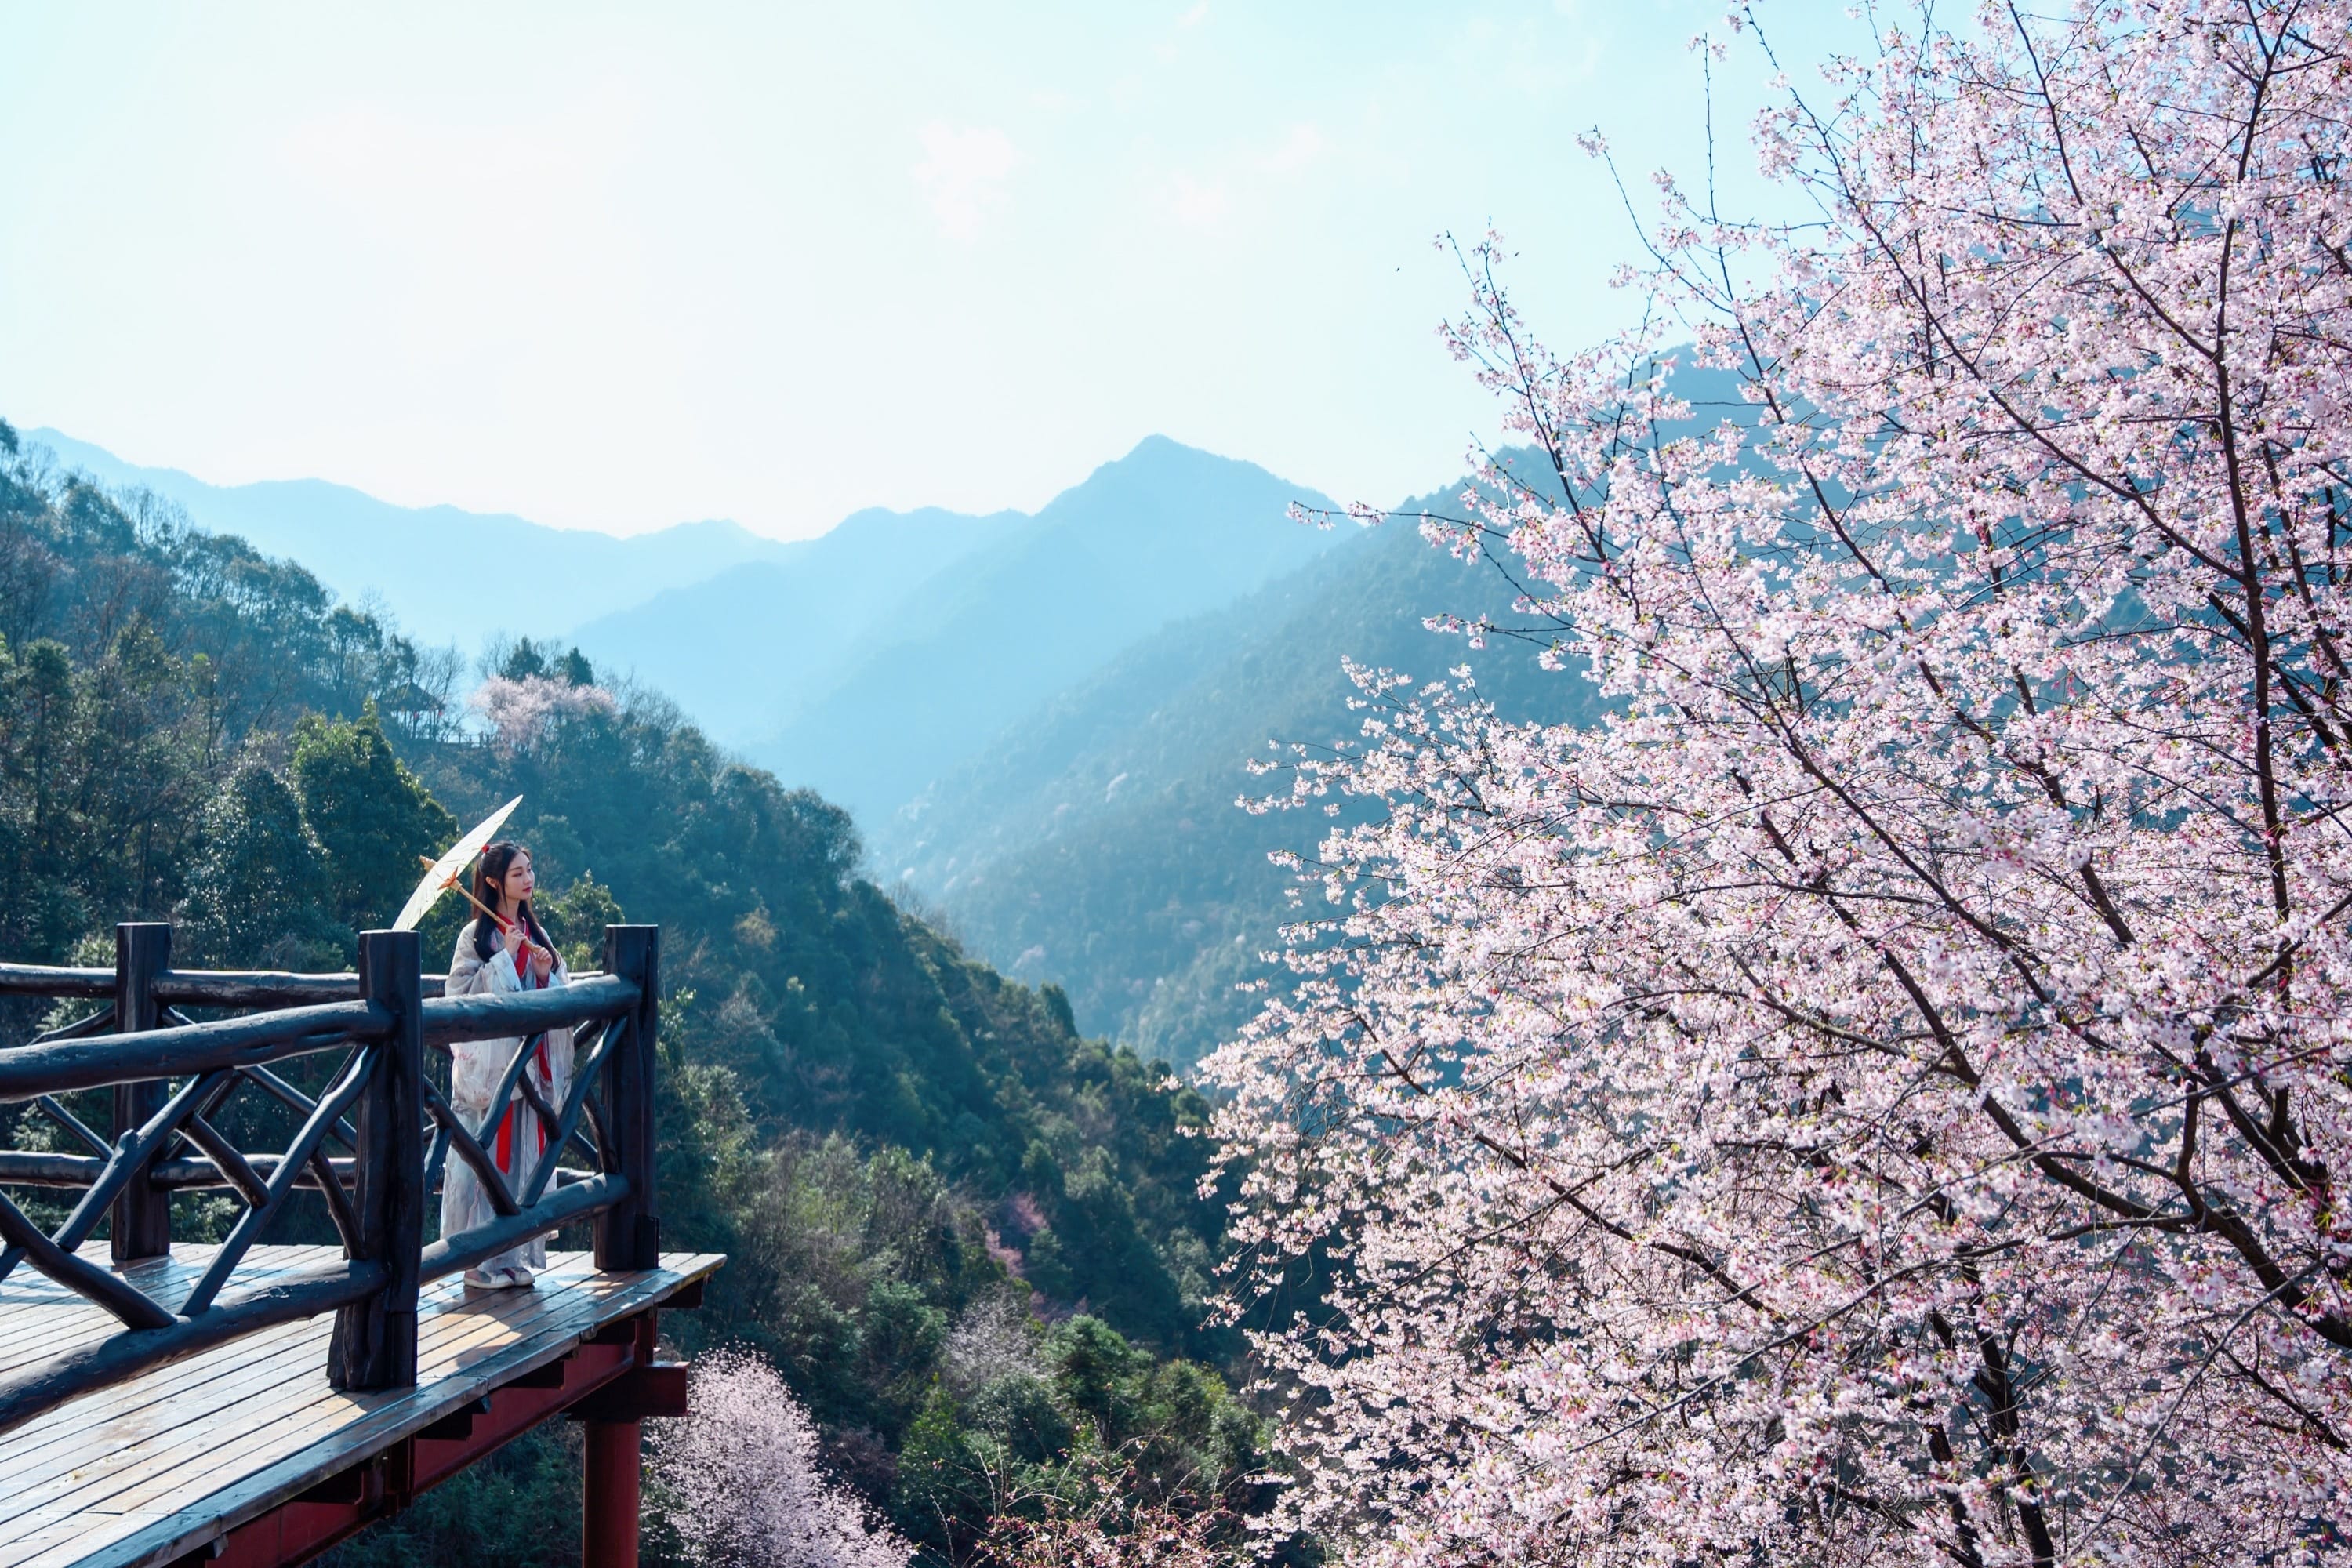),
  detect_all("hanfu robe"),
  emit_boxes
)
[441,919,572,1282]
